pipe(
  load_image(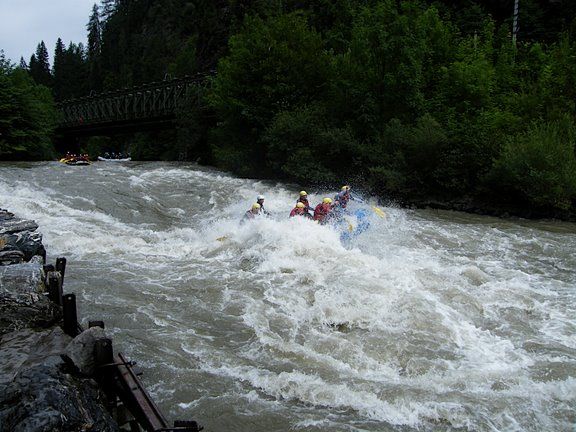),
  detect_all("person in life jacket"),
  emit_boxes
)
[297,191,313,214]
[290,202,312,218]
[242,203,261,223]
[334,185,352,209]
[314,198,334,224]
[256,195,270,216]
